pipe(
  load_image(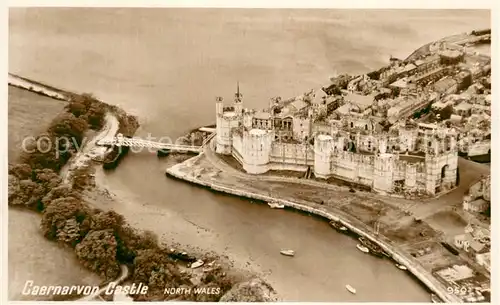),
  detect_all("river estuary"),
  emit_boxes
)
[8,8,490,301]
